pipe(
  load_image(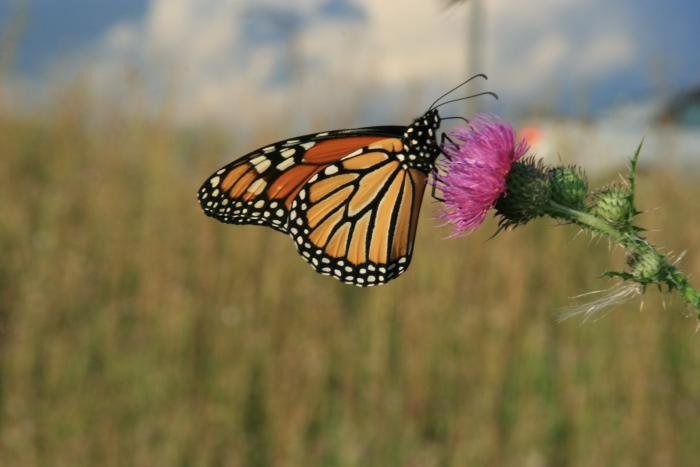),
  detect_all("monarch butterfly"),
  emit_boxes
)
[197,75,495,286]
